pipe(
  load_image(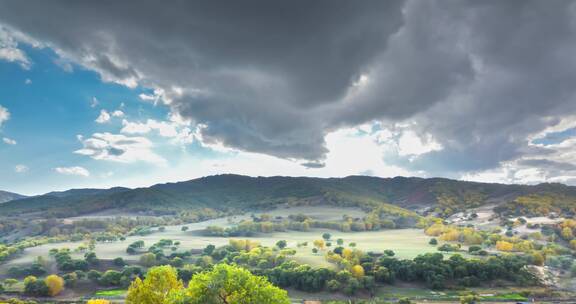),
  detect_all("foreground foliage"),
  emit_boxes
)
[126,264,290,304]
